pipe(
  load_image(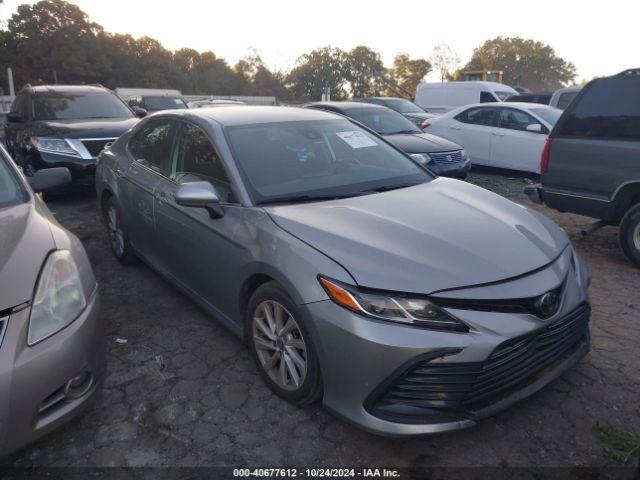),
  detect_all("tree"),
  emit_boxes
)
[4,0,104,86]
[287,47,348,101]
[343,45,385,98]
[464,37,577,91]
[387,53,431,98]
[431,44,459,82]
